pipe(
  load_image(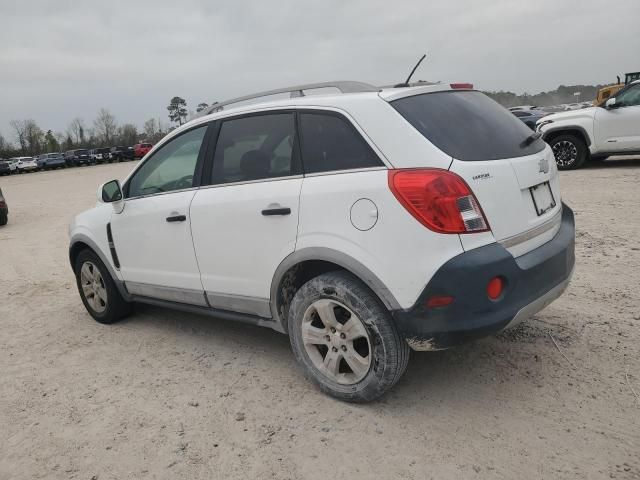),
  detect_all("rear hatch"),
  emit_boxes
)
[391,89,562,257]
